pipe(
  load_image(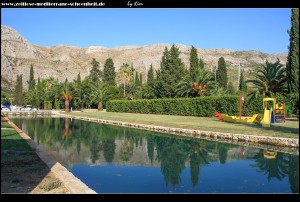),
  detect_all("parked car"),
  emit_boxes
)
[1,107,10,111]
